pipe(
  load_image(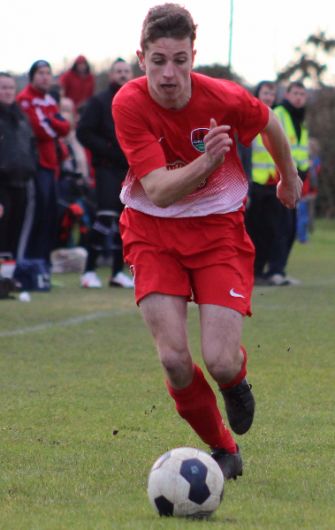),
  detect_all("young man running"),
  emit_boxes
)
[112,3,302,480]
